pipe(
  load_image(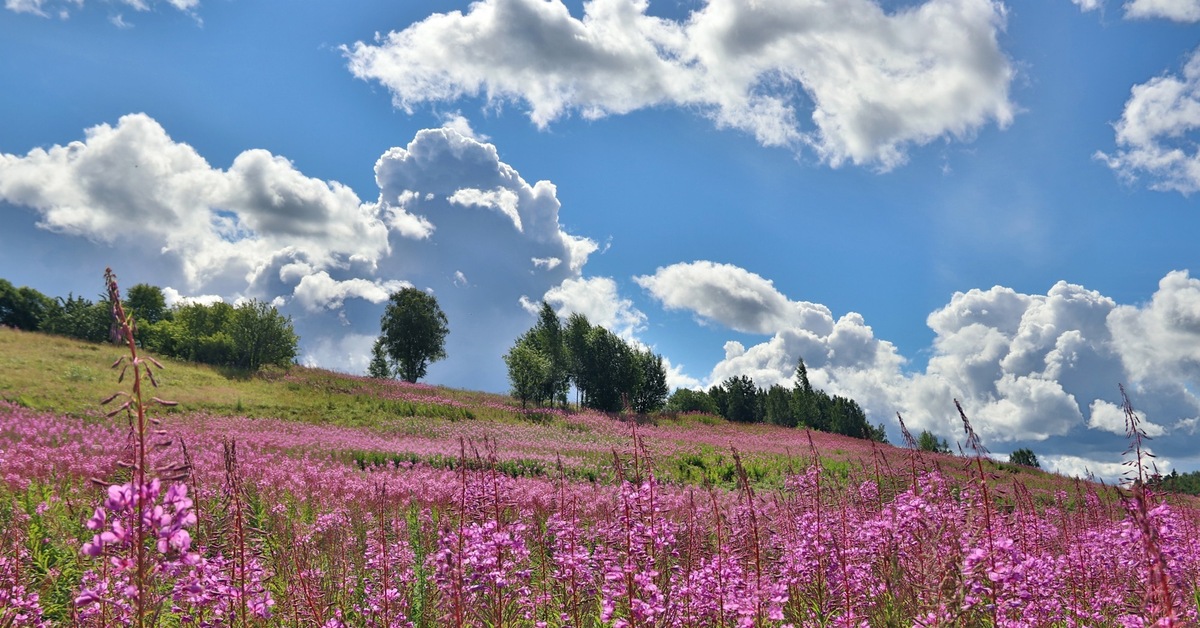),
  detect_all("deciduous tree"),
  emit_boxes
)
[124,283,169,325]
[630,349,668,414]
[917,430,952,454]
[0,279,52,331]
[228,299,298,370]
[504,340,551,409]
[1009,447,1040,469]
[379,287,449,383]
